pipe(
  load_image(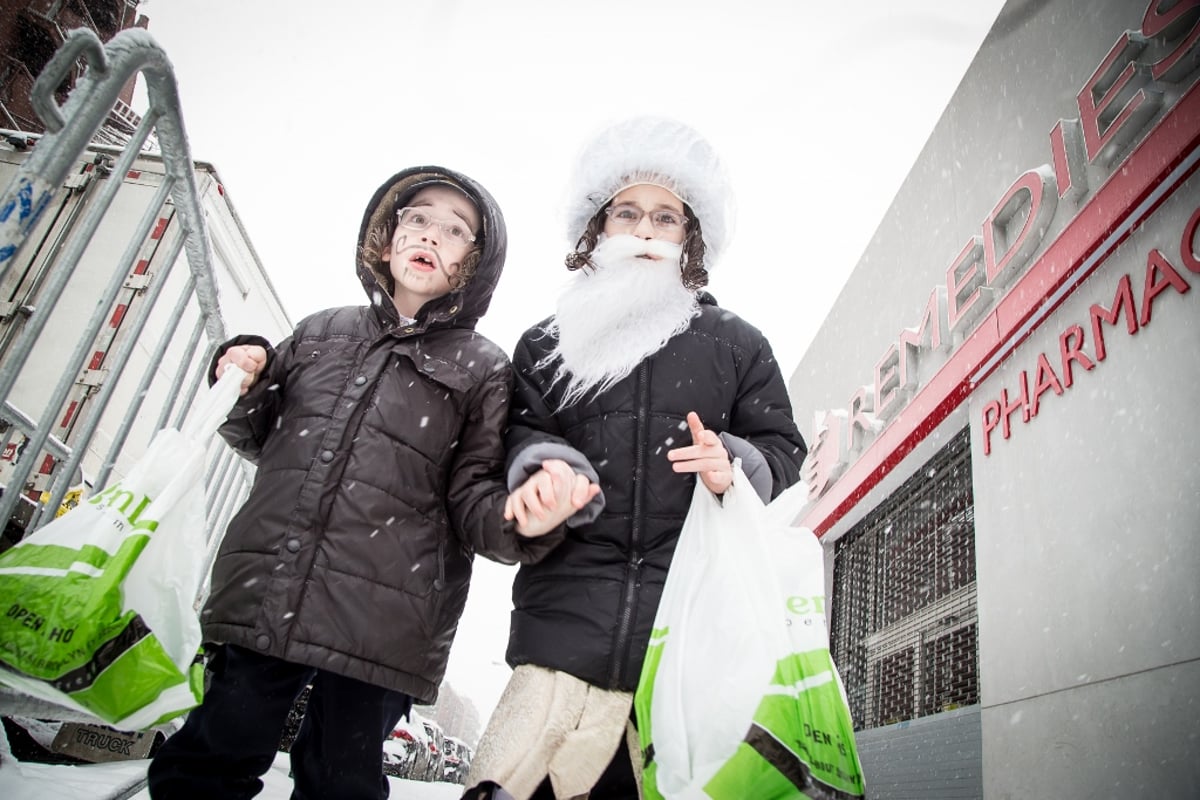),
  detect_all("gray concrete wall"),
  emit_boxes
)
[856,706,982,799]
[787,0,1190,536]
[970,169,1200,798]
